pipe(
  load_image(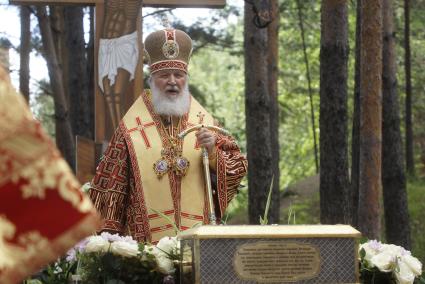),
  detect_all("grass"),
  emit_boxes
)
[280,191,320,225]
[225,185,321,225]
